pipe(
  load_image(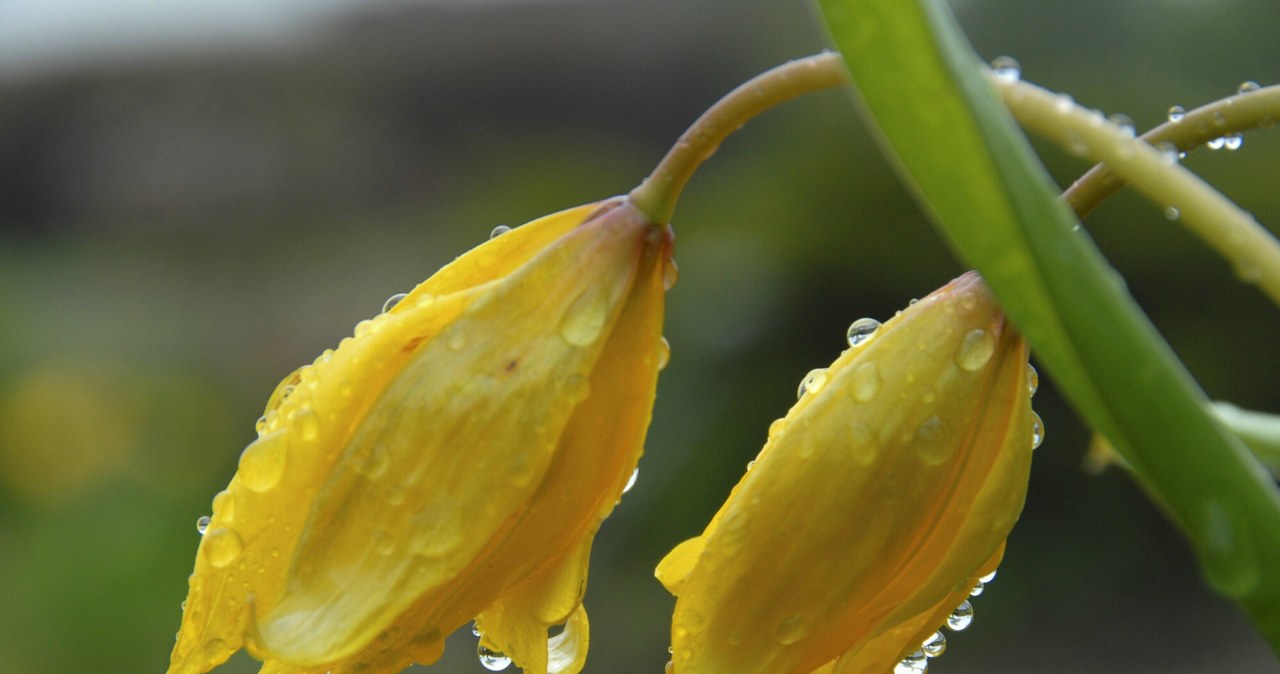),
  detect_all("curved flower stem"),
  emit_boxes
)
[989,73,1280,307]
[1065,85,1280,218]
[628,52,850,225]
